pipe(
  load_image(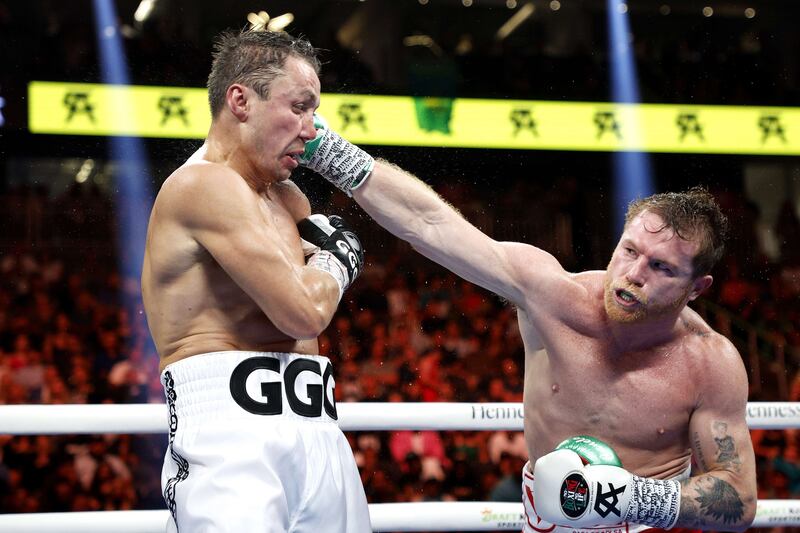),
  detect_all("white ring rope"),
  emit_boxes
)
[0,402,798,435]
[2,403,798,531]
[0,500,798,532]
